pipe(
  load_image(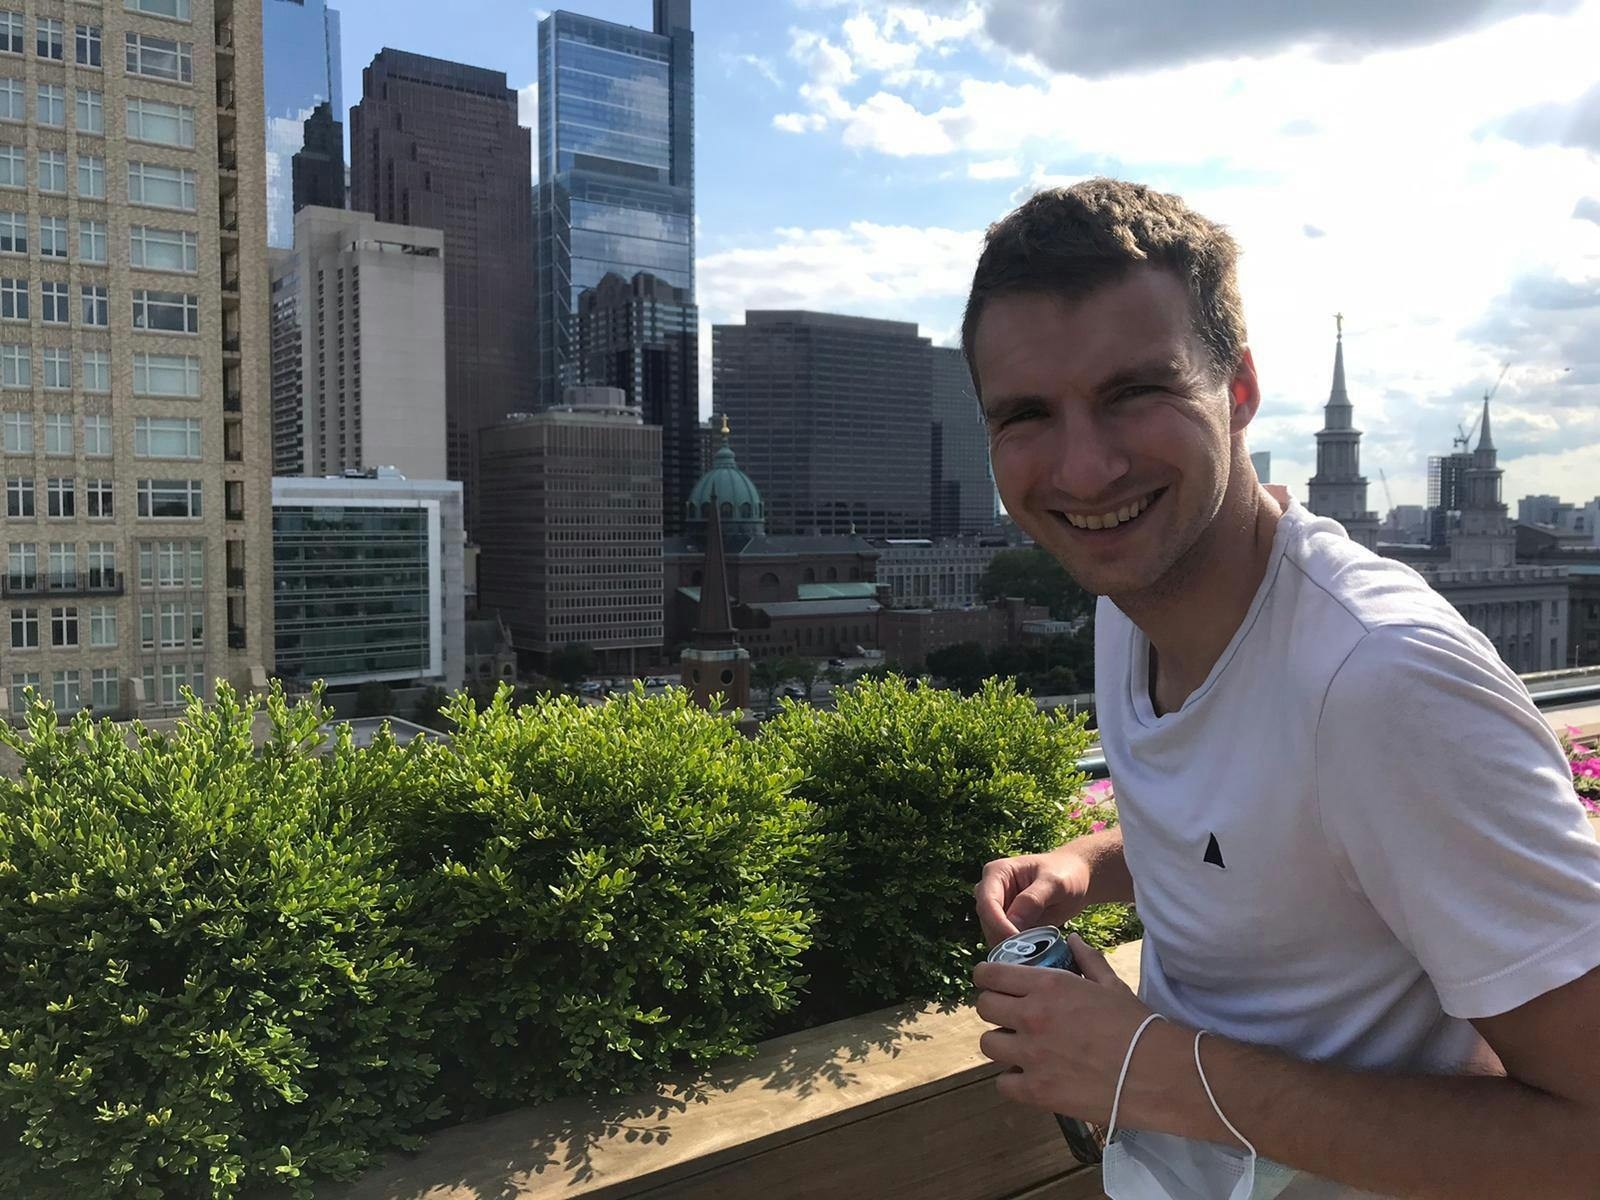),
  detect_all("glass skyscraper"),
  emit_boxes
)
[534,0,695,409]
[263,0,343,248]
